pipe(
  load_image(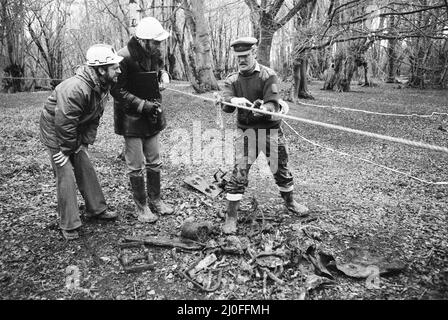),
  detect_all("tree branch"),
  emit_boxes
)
[298,31,448,53]
[278,0,315,27]
[341,4,446,26]
[97,0,128,32]
[267,0,284,17]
